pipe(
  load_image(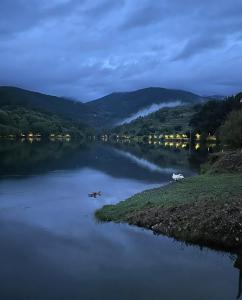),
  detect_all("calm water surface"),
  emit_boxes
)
[0,141,239,300]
